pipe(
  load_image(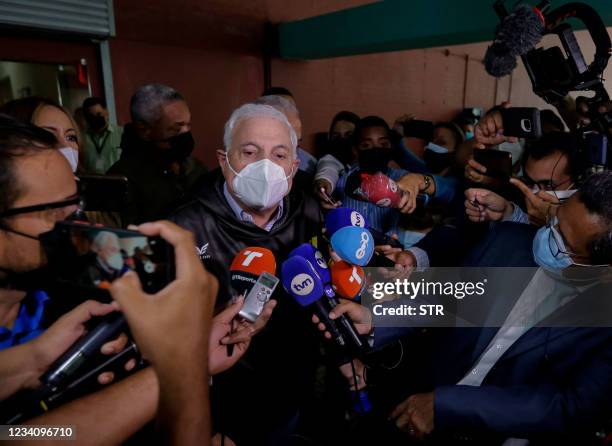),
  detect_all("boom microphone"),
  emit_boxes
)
[485,3,545,77]
[281,255,346,347]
